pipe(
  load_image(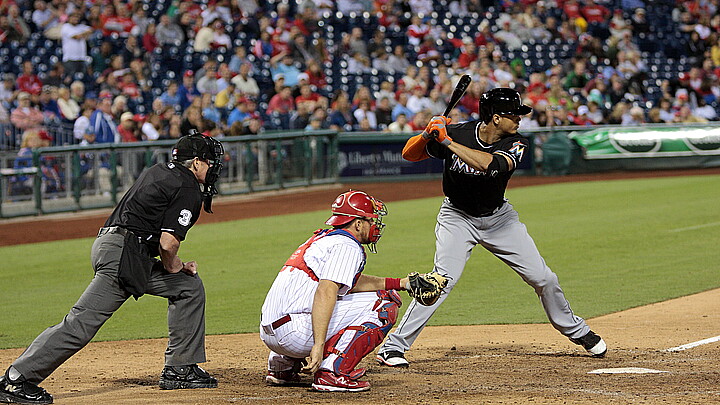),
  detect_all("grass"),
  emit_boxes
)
[1,174,719,349]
